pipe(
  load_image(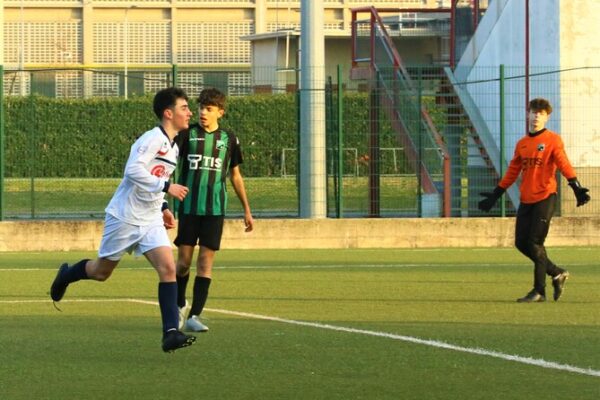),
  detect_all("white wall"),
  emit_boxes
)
[455,0,600,175]
[558,1,600,166]
[457,0,561,158]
